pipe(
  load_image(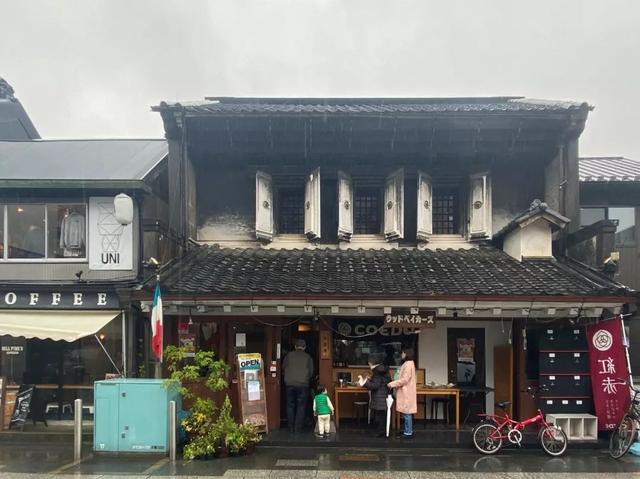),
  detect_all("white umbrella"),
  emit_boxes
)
[385,394,394,437]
